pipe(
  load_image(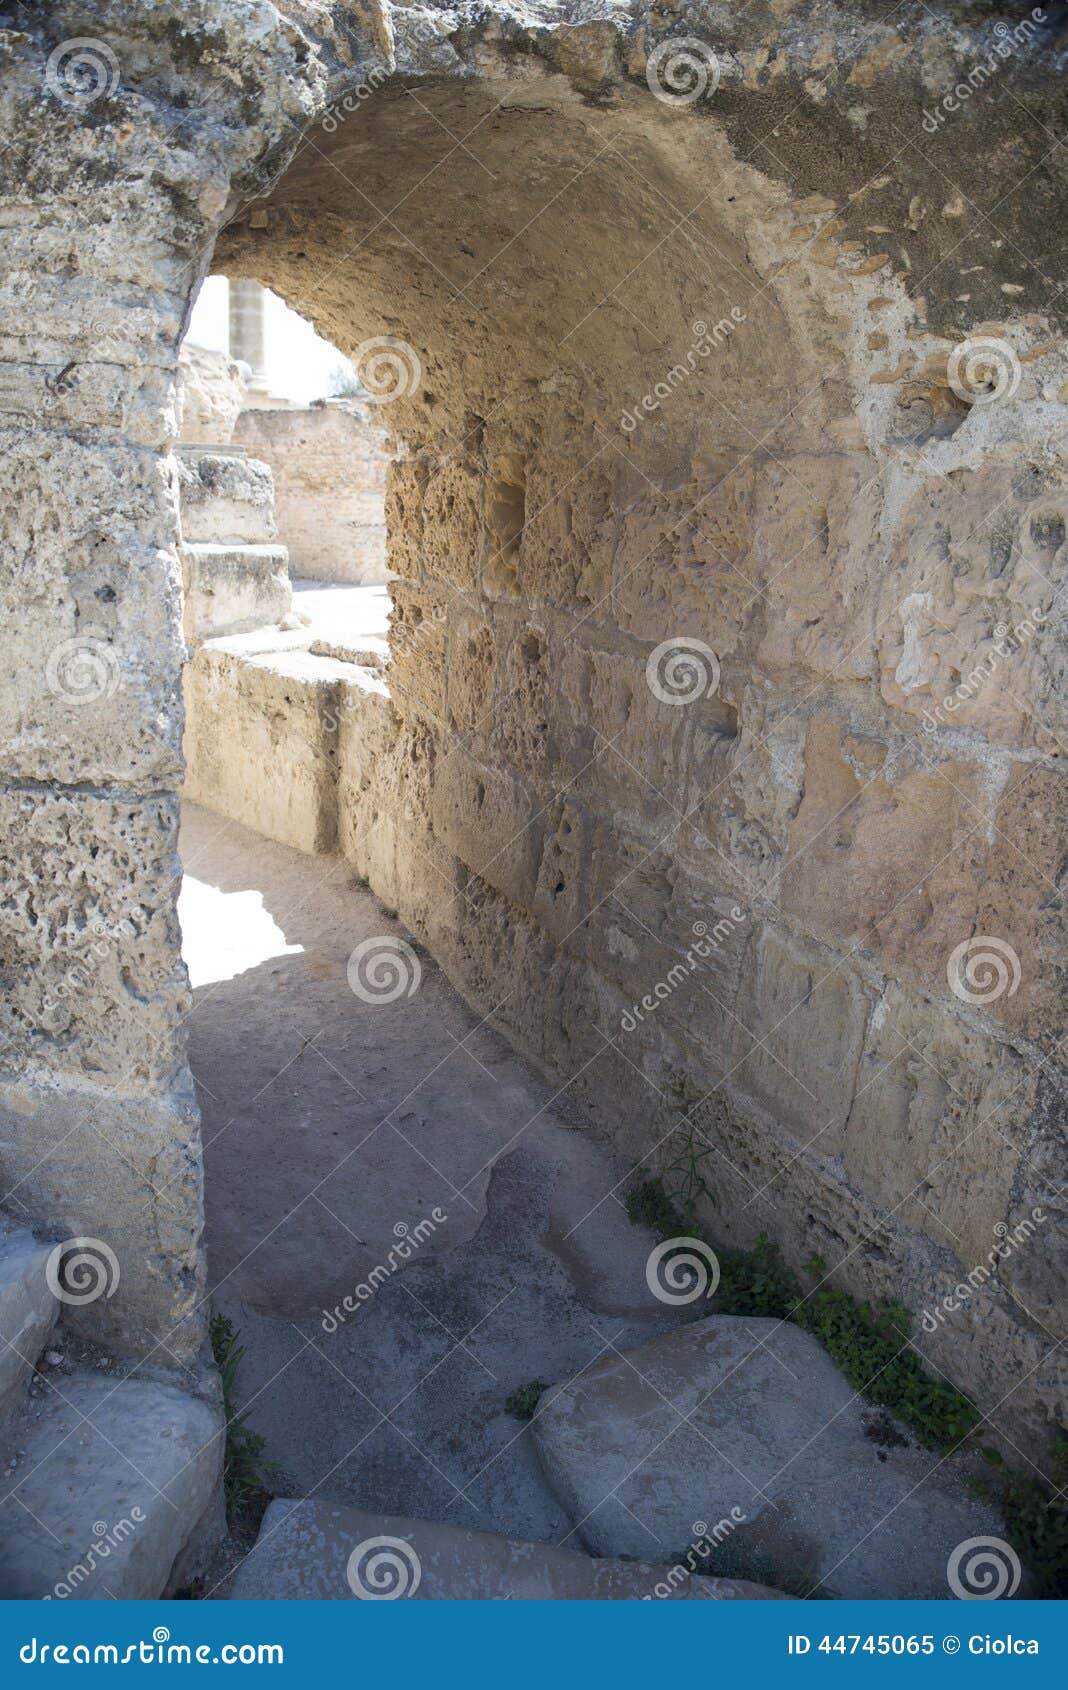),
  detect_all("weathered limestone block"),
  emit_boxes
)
[532,795,594,950]
[491,620,556,782]
[522,456,613,607]
[0,1072,205,1362]
[431,748,540,911]
[974,762,1067,1058]
[754,453,882,680]
[782,713,989,992]
[844,983,1038,1271]
[878,459,1066,749]
[0,360,171,449]
[420,453,485,591]
[176,449,277,544]
[231,1498,786,1600]
[0,790,189,1087]
[0,430,184,789]
[729,925,870,1157]
[446,613,496,740]
[232,402,390,583]
[0,1373,221,1599]
[0,1225,58,1426]
[183,635,344,855]
[177,344,248,445]
[181,542,291,643]
[387,581,450,720]
[532,1317,1009,1598]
